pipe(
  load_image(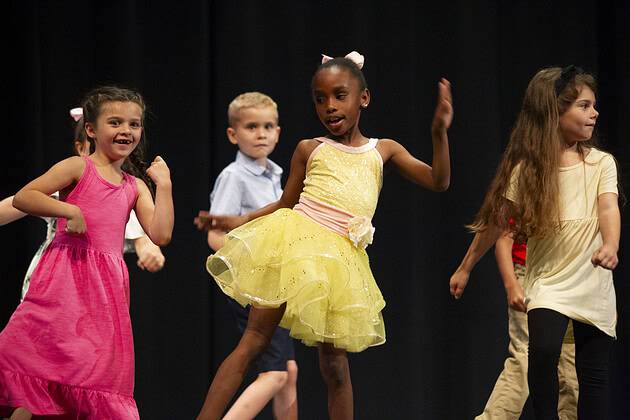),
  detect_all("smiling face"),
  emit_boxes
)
[312,66,370,138]
[85,101,143,162]
[227,106,280,163]
[559,85,598,144]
